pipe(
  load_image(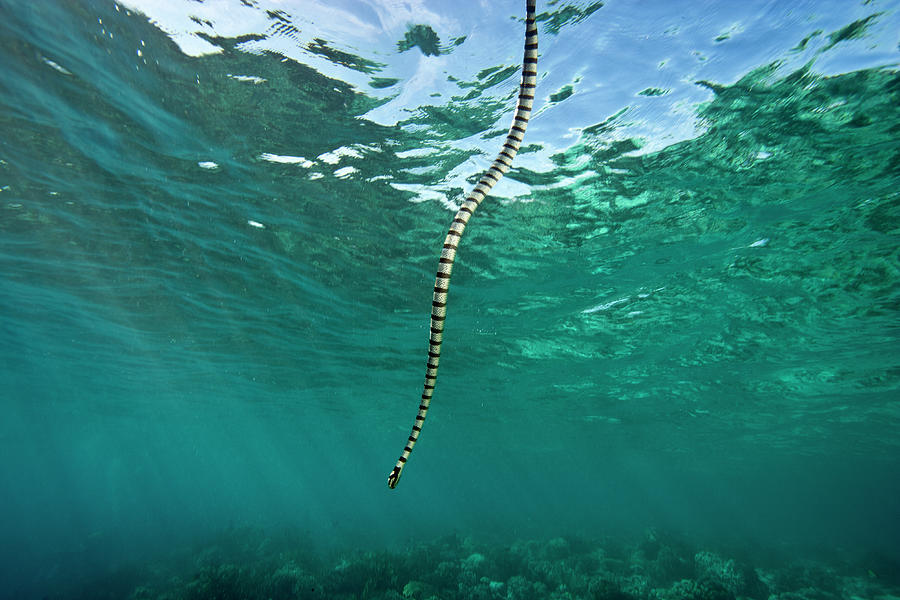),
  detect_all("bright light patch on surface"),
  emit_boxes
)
[390,182,448,206]
[259,153,314,168]
[583,297,630,314]
[318,146,362,165]
[227,74,267,84]
[334,166,358,179]
[395,147,438,159]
